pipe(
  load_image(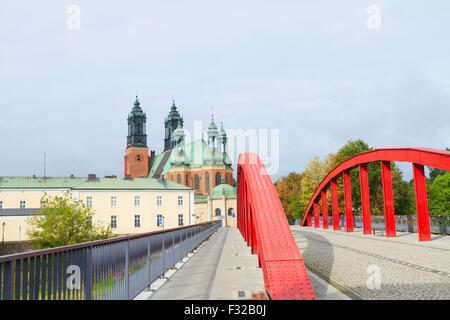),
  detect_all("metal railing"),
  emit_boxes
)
[0,221,222,300]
